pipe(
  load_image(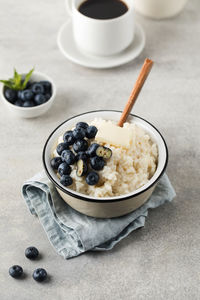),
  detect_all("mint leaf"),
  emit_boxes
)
[0,79,14,89]
[0,79,11,84]
[13,68,22,89]
[14,69,18,80]
[22,68,34,89]
[0,67,34,90]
